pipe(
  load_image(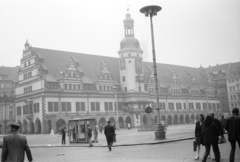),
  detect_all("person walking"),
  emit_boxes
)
[127,123,131,130]
[61,126,67,144]
[220,115,227,134]
[87,124,93,147]
[194,114,205,160]
[226,107,240,162]
[99,124,103,134]
[94,123,99,143]
[50,129,55,137]
[202,115,221,162]
[1,123,33,162]
[104,121,115,151]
